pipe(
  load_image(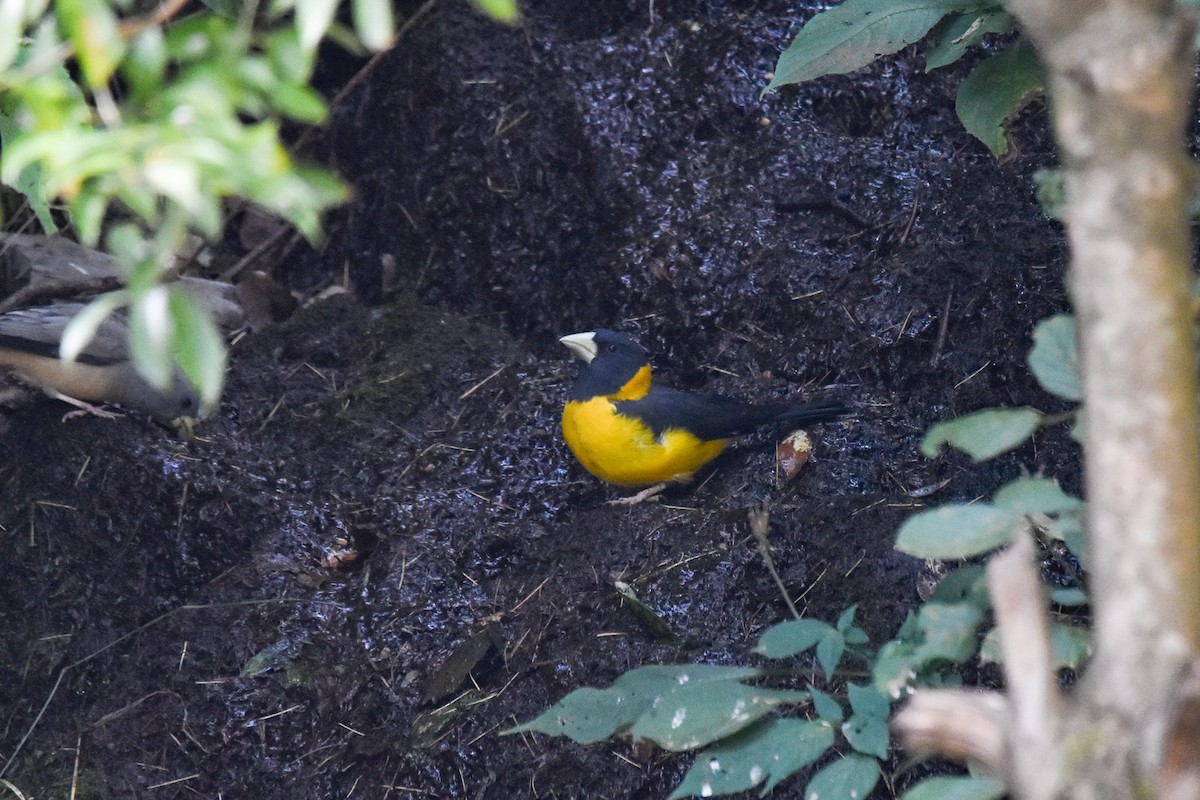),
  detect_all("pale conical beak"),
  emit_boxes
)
[560,331,598,363]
